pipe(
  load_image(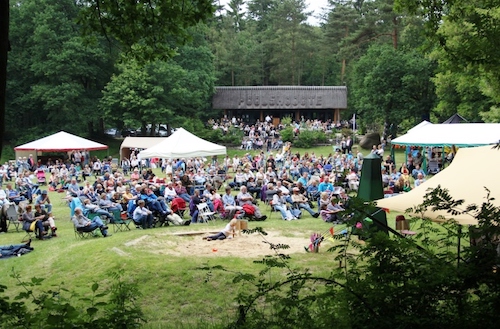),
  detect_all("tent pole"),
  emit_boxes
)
[390,146,395,169]
[422,147,427,173]
[457,224,462,268]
